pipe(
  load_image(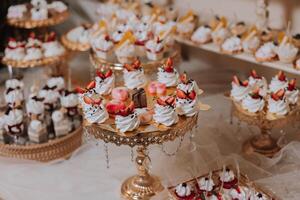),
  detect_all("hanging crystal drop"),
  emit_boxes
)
[104,143,110,169]
[131,147,134,162]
